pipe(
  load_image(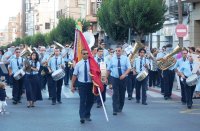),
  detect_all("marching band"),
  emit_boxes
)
[0,41,200,124]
